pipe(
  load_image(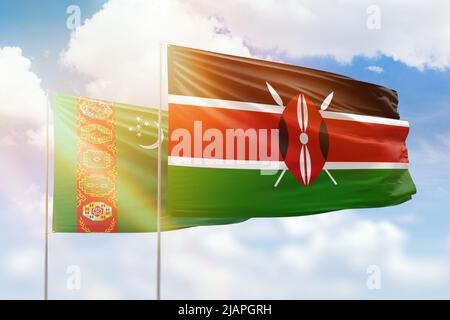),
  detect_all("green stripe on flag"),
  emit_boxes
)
[168,166,416,218]
[52,93,77,232]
